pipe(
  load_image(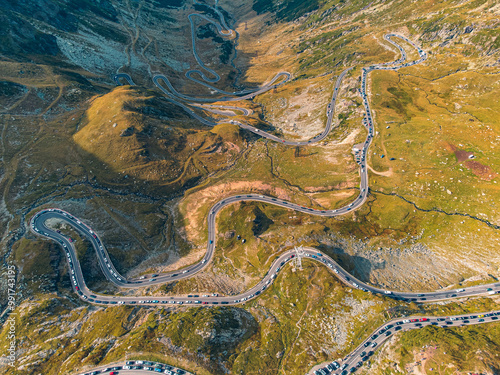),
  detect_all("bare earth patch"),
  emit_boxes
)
[464,160,498,181]
[454,149,474,162]
[446,143,496,180]
[404,346,439,375]
[367,164,394,177]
